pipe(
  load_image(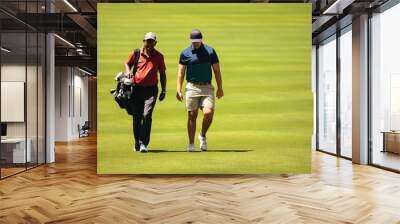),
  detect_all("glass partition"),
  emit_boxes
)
[370,3,400,171]
[0,1,46,179]
[339,27,352,158]
[1,31,28,177]
[317,35,337,154]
